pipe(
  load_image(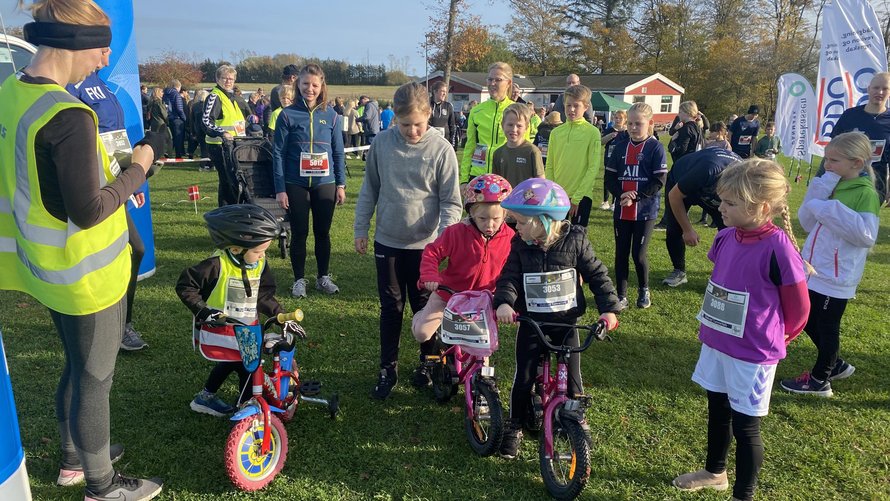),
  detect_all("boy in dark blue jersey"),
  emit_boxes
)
[729,105,760,158]
[605,103,667,309]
